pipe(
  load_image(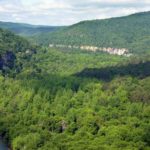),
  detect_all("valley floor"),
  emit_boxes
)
[0,48,150,150]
